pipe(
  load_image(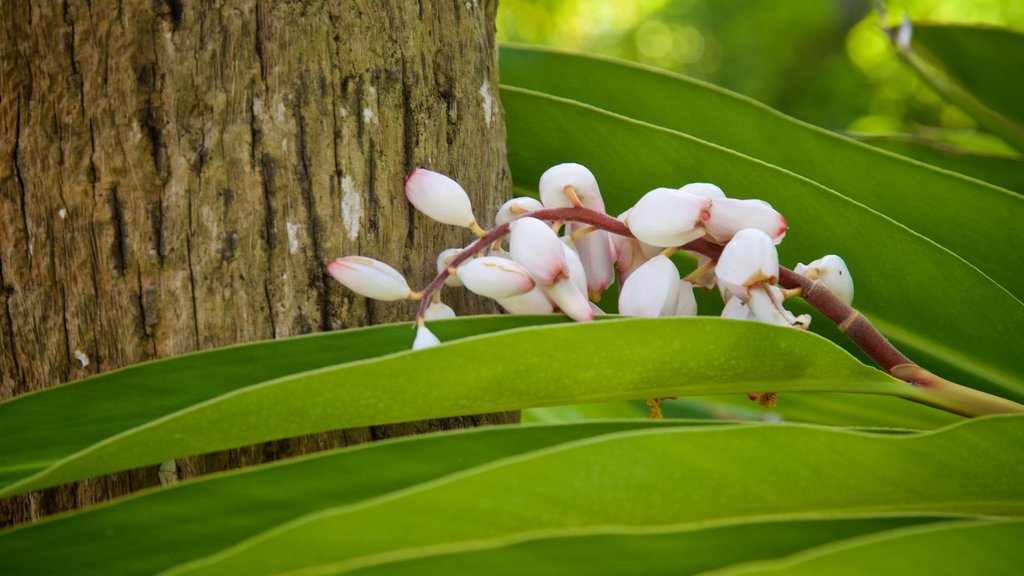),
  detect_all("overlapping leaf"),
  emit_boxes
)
[499,85,1024,401]
[0,317,915,498]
